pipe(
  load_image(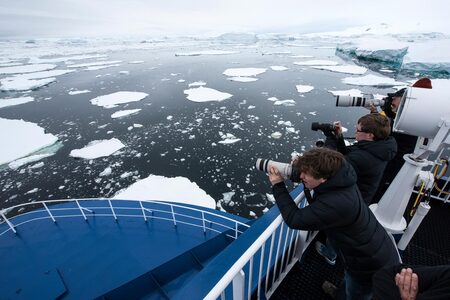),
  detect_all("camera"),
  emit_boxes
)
[311,122,336,132]
[335,95,385,108]
[255,158,300,182]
